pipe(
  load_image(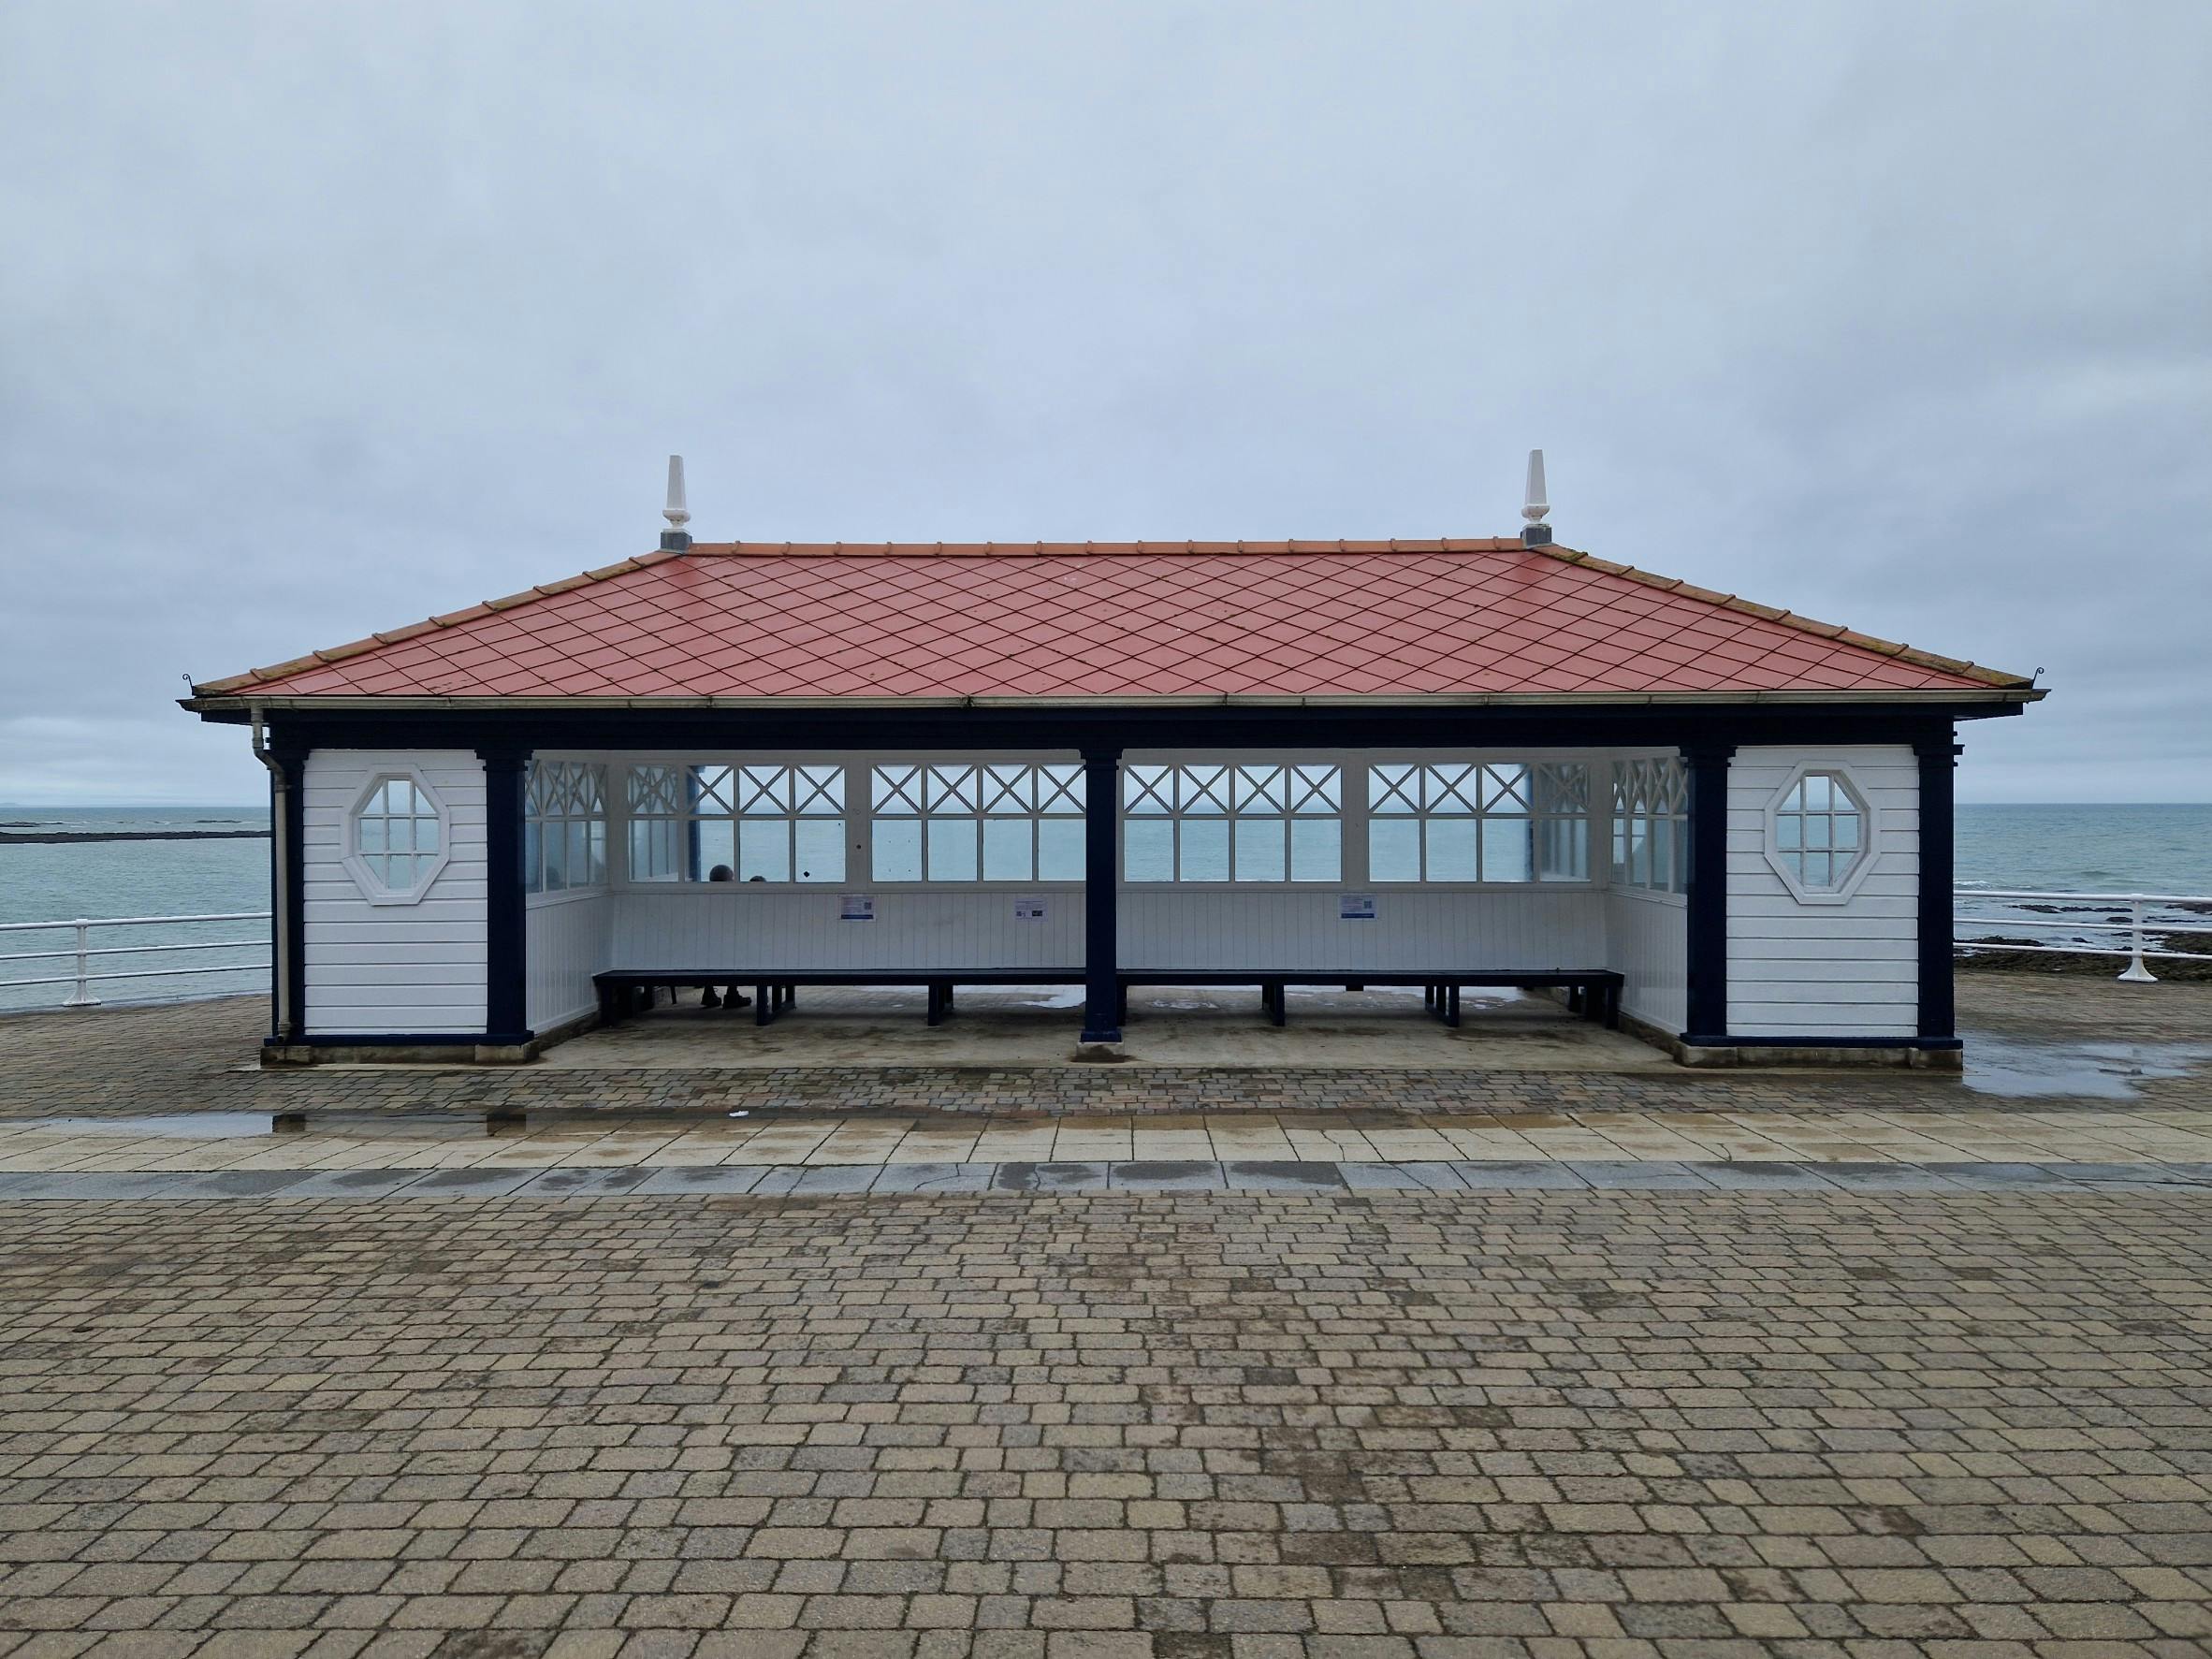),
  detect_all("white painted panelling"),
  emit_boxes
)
[1119,888,1606,970]
[1605,891,1686,1031]
[1726,746,1919,1038]
[613,889,1085,972]
[302,750,488,1035]
[528,891,613,1030]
